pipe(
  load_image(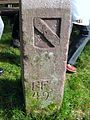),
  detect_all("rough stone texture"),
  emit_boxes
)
[20,0,71,115]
